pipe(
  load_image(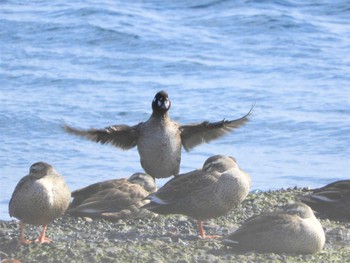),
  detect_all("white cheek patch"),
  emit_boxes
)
[158,100,162,107]
[164,100,170,108]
